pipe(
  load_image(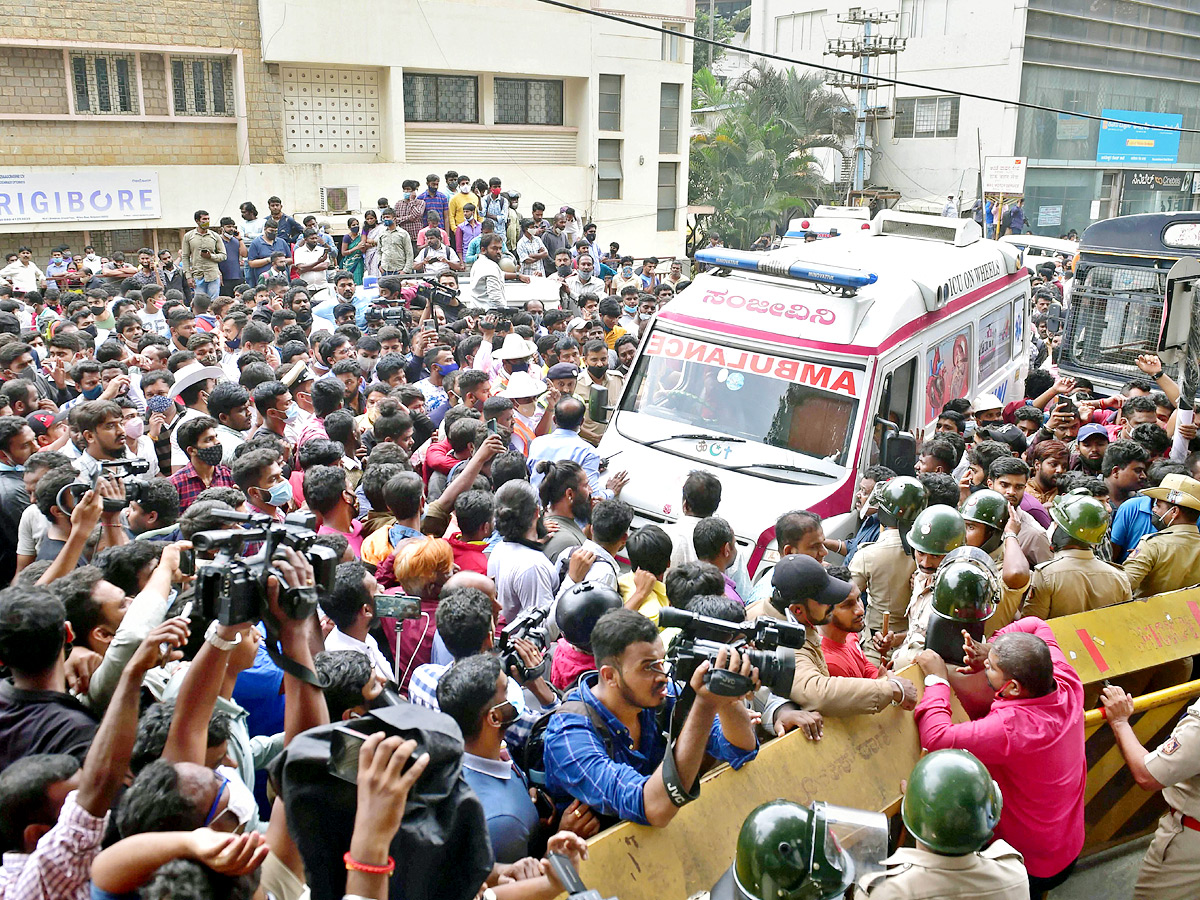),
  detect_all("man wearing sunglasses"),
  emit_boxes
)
[543,607,759,828]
